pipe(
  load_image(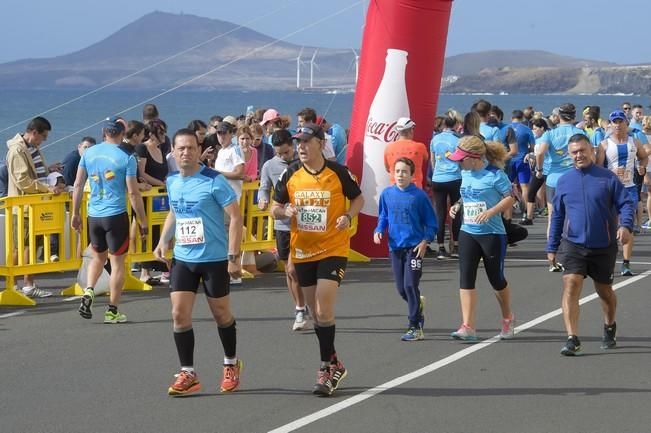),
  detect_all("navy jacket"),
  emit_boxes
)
[547,163,634,251]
